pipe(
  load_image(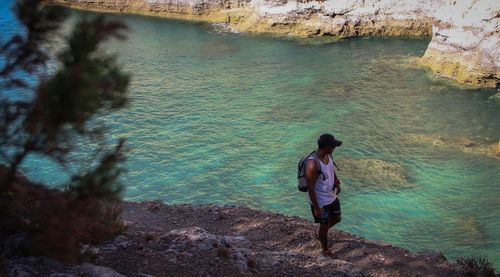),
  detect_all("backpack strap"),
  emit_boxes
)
[298,151,323,179]
[309,151,326,181]
[299,151,337,180]
[329,154,340,171]
[313,153,340,179]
